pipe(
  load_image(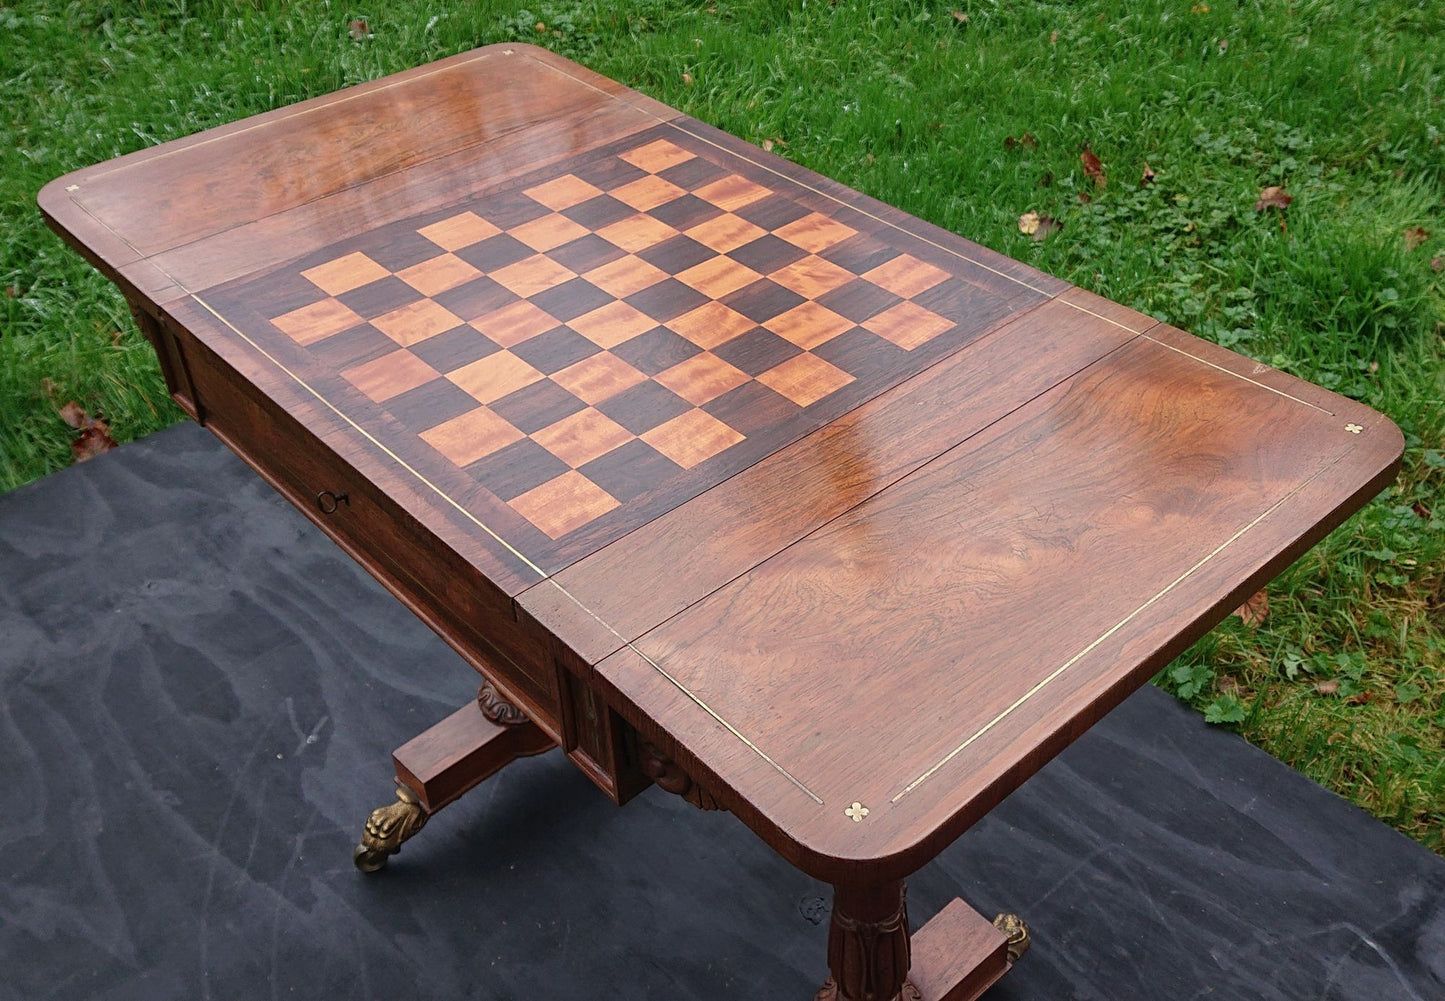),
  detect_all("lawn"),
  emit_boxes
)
[2,0,1441,851]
